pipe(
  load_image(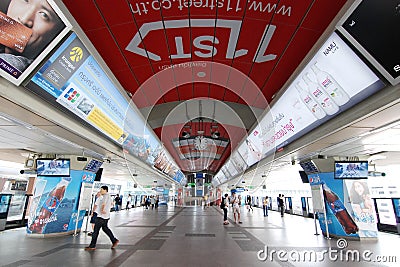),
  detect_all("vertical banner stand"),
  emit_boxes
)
[84,194,96,233]
[313,212,320,235]
[73,183,85,236]
[73,183,93,237]
[310,183,330,239]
